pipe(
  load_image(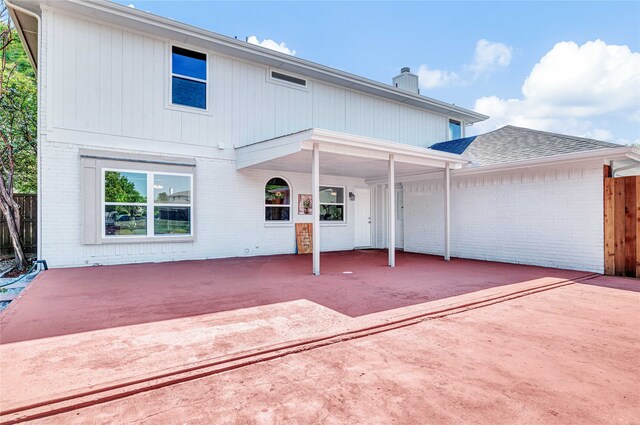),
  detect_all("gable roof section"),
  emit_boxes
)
[431,125,621,166]
[6,0,487,124]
